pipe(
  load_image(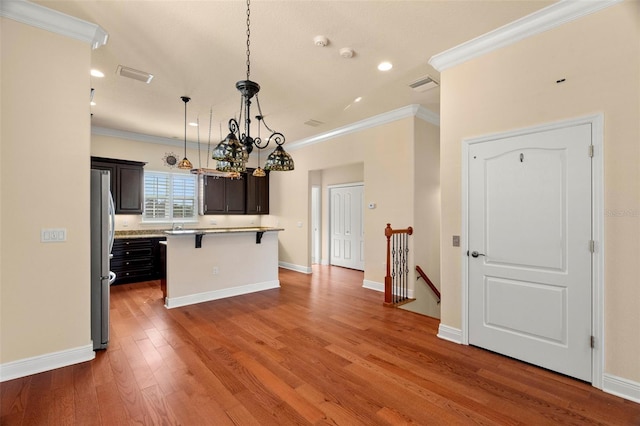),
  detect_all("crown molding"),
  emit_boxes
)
[429,0,622,72]
[92,126,193,148]
[288,104,440,152]
[93,105,440,151]
[0,0,108,49]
